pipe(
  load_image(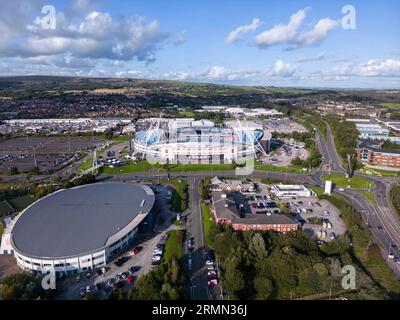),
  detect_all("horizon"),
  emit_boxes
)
[1,74,400,91]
